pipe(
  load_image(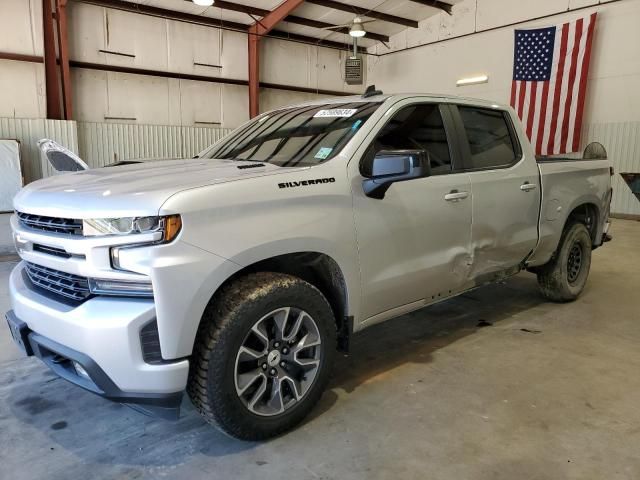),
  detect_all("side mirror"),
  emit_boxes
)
[362,149,430,199]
